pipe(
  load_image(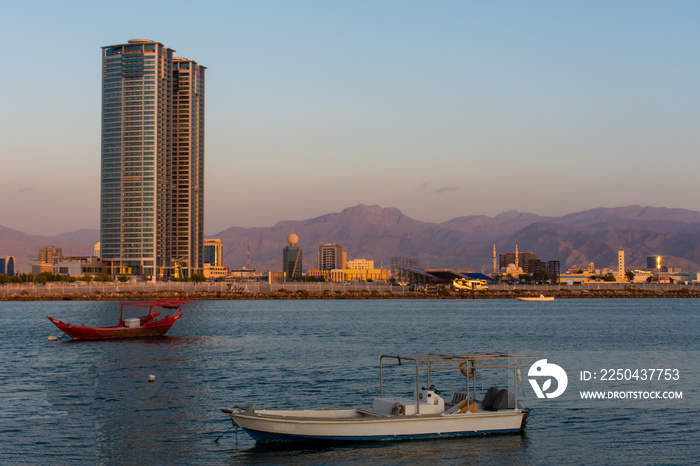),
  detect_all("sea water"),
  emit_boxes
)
[0,299,698,464]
